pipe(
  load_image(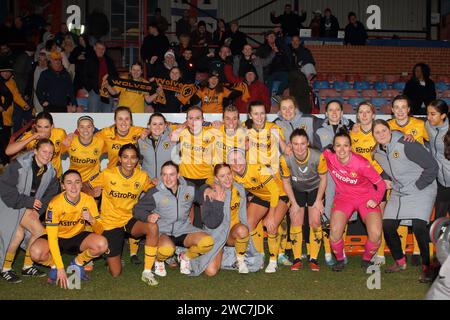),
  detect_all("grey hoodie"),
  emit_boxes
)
[273,110,323,148]
[426,118,450,187]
